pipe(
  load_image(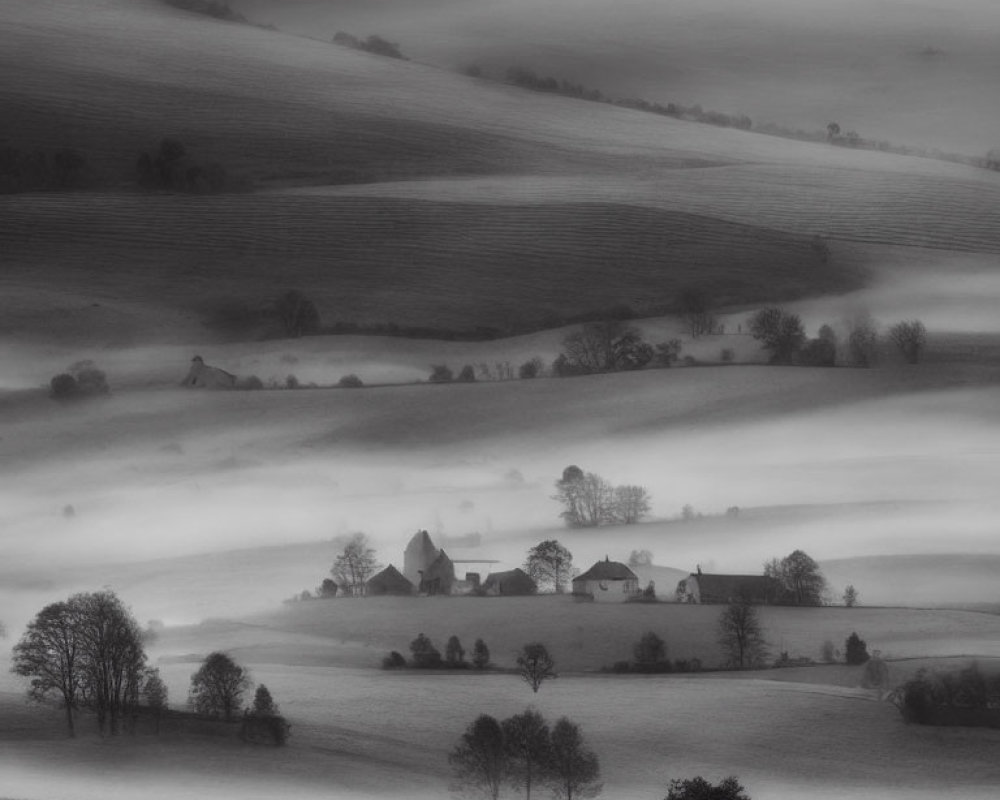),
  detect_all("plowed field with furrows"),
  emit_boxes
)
[0,195,842,331]
[294,165,1000,254]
